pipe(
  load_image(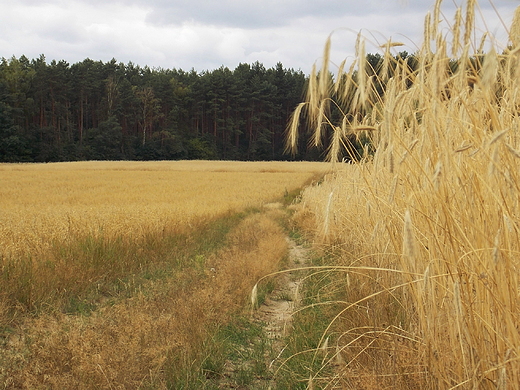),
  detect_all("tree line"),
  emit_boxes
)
[0,55,322,162]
